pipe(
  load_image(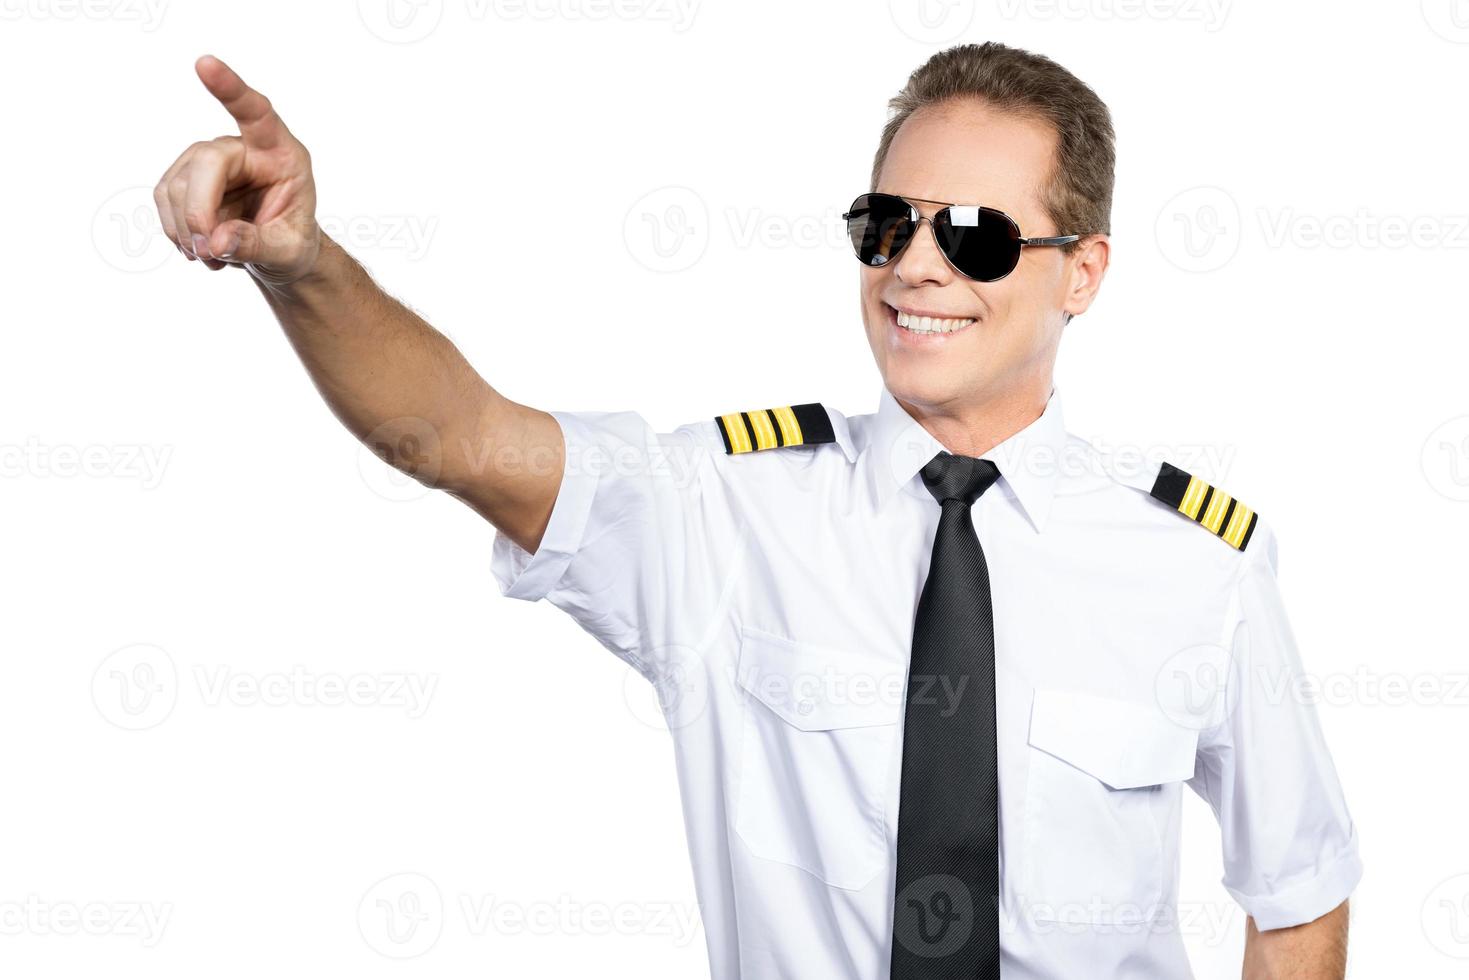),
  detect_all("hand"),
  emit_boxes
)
[154,55,320,283]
